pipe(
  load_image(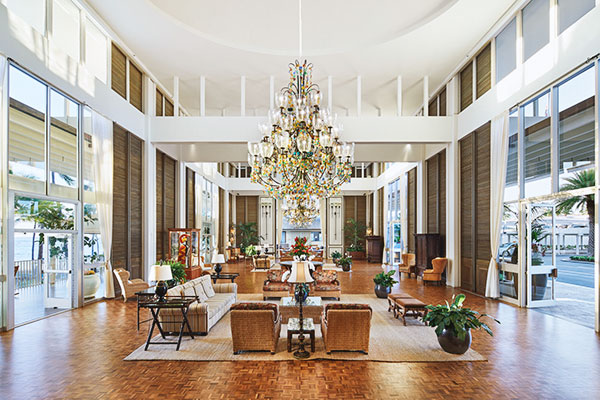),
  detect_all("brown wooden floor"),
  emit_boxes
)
[1,260,599,399]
